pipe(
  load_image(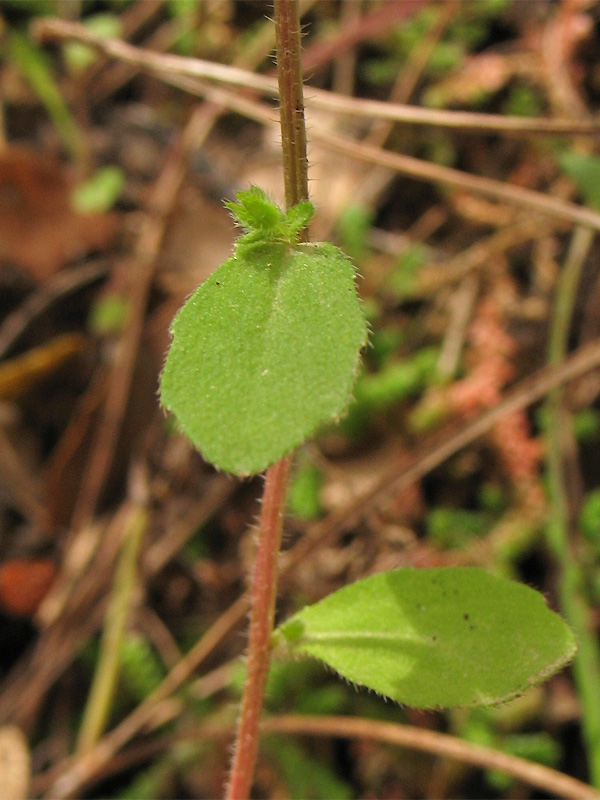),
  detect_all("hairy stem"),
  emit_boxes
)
[226,2,309,797]
[275,0,309,210]
[226,456,292,799]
